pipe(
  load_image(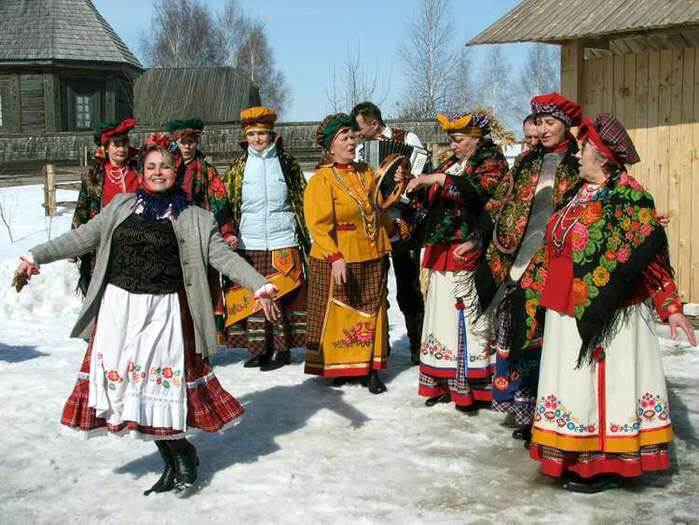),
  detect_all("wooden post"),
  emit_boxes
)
[45,163,56,216]
[560,40,585,102]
